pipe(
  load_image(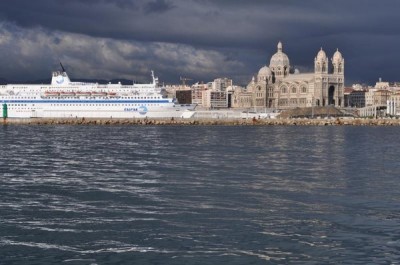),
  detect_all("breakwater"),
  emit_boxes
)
[3,117,400,126]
